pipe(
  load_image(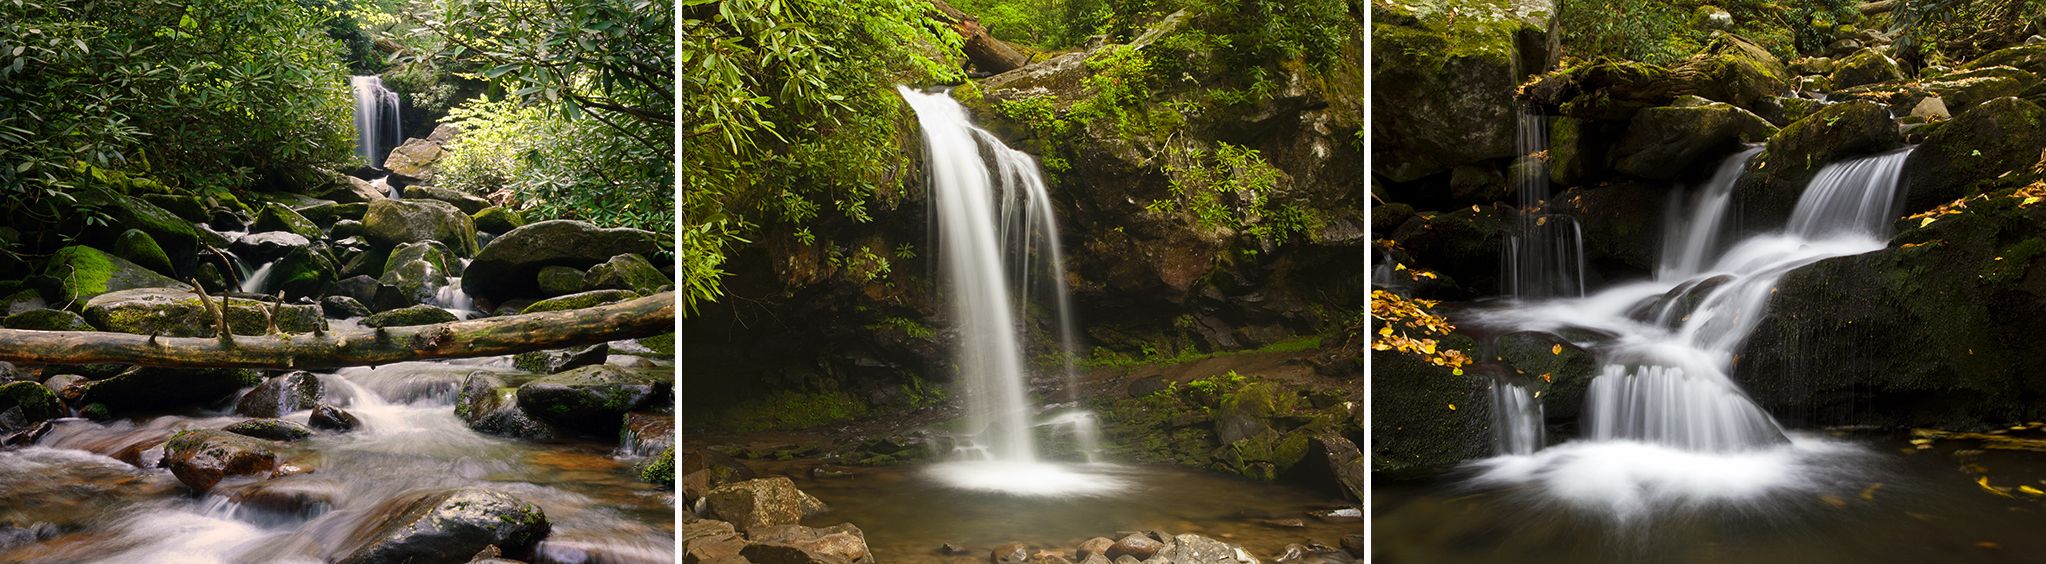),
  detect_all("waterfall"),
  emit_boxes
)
[899,86,1120,497]
[1491,382,1544,455]
[350,76,402,168]
[1503,111,1587,300]
[1658,147,1763,280]
[241,261,277,295]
